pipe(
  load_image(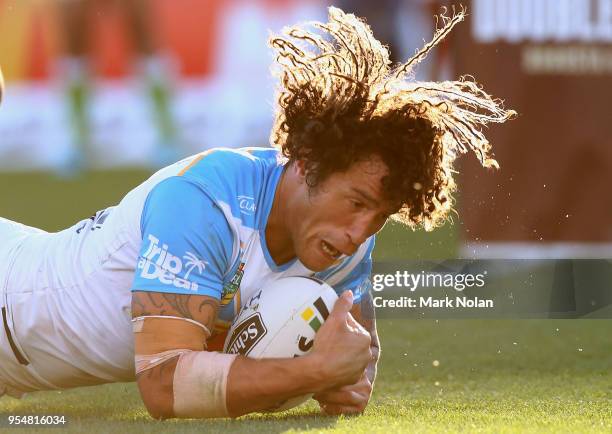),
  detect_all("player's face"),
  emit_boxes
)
[291,155,397,271]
